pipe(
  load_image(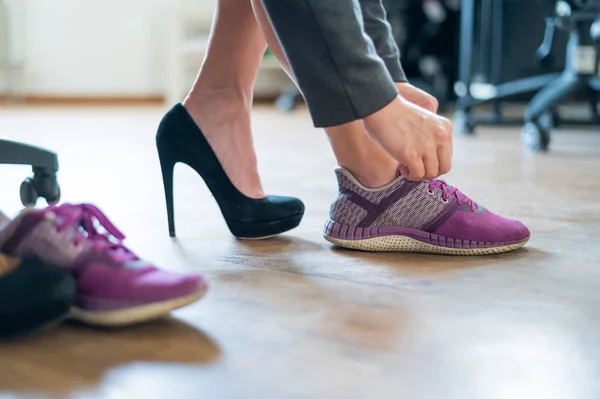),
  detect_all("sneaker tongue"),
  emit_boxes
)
[430,179,447,189]
[433,180,476,208]
[87,235,138,262]
[397,170,477,210]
